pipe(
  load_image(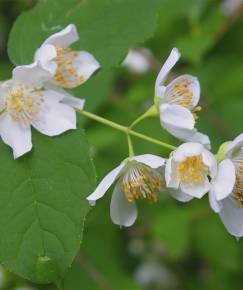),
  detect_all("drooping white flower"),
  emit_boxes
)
[165,142,217,201]
[155,48,210,149]
[0,63,80,158]
[122,48,153,74]
[222,0,243,16]
[209,134,243,238]
[135,262,172,287]
[87,154,165,227]
[34,24,100,89]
